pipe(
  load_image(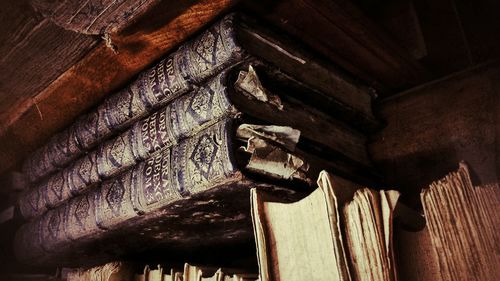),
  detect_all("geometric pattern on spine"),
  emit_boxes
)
[76,156,94,185]
[187,87,215,123]
[108,136,127,168]
[189,133,219,180]
[50,175,64,200]
[47,211,61,239]
[28,188,41,212]
[81,111,100,142]
[192,29,219,72]
[186,14,239,84]
[74,196,90,230]
[104,88,136,131]
[105,179,125,215]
